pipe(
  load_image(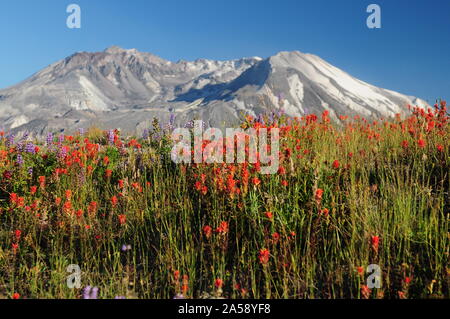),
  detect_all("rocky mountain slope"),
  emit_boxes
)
[0,46,428,136]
